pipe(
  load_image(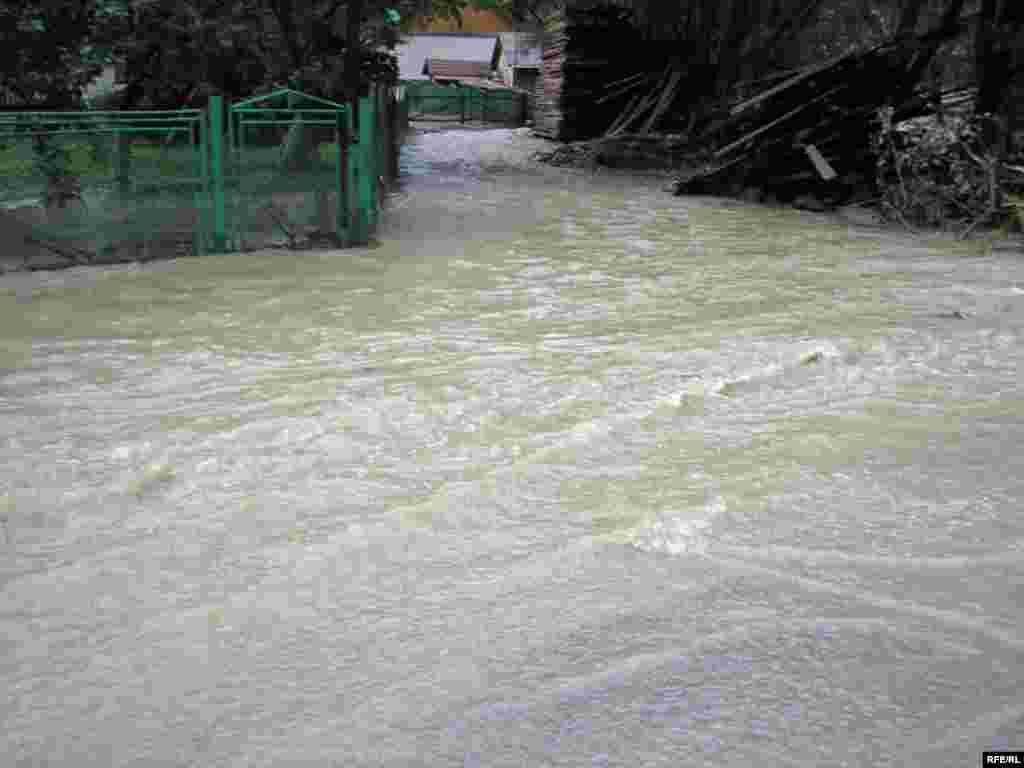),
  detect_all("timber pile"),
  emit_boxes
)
[534,5,646,141]
[533,132,691,172]
[533,15,565,140]
[669,40,948,207]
